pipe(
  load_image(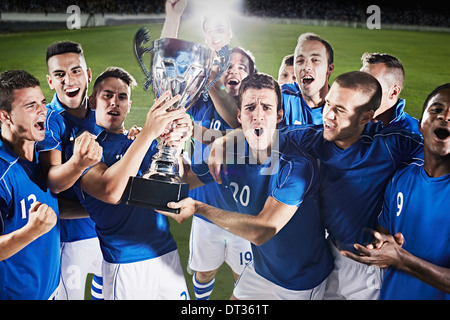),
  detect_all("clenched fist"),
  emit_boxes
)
[72,131,103,170]
[25,201,58,240]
